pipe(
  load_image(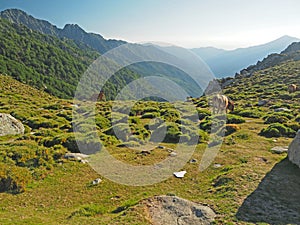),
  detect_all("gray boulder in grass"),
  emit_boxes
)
[288,130,300,168]
[0,113,24,136]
